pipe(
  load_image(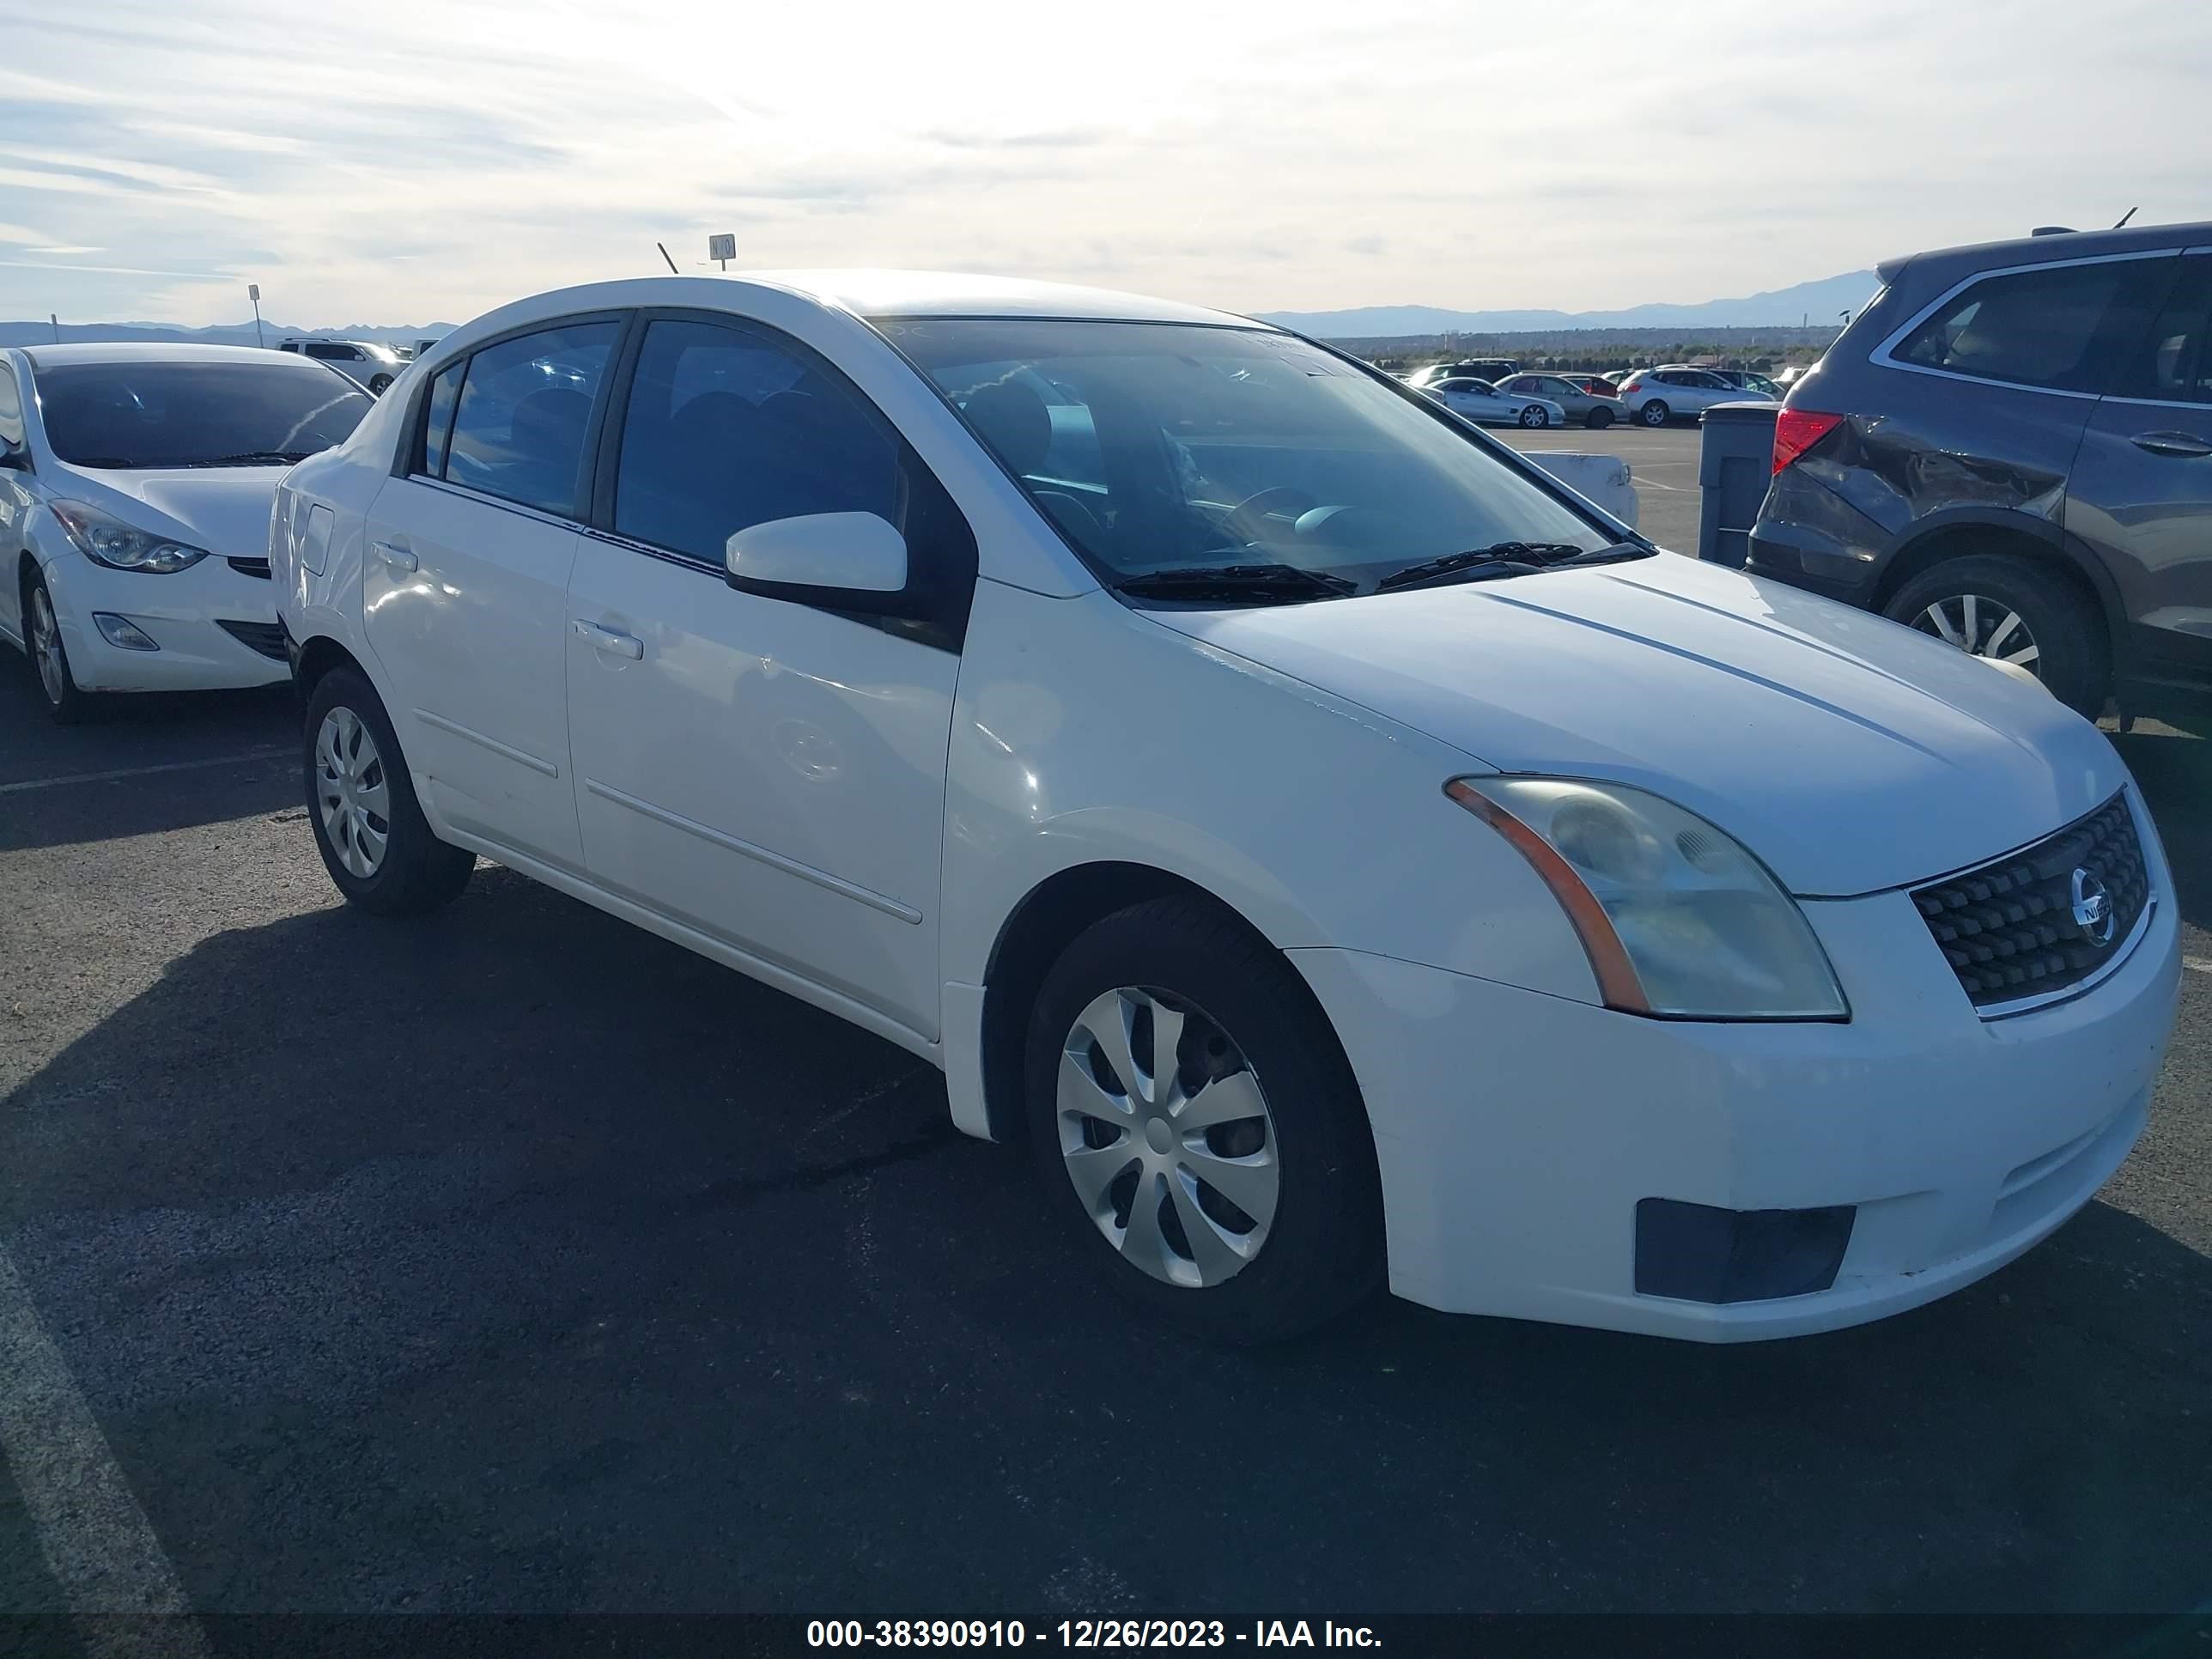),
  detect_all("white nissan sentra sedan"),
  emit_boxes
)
[1,343,374,720]
[270,273,2180,1346]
